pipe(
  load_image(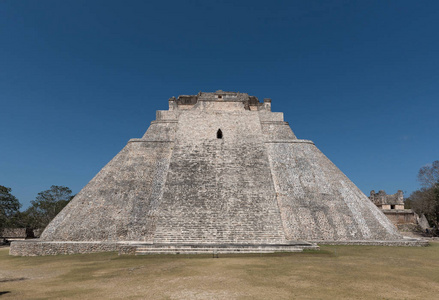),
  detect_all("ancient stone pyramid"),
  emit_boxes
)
[13,91,415,255]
